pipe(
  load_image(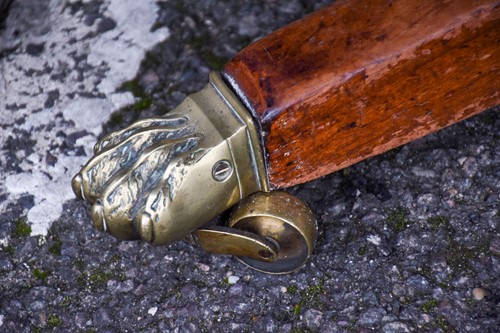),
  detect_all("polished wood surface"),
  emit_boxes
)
[223,0,500,189]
